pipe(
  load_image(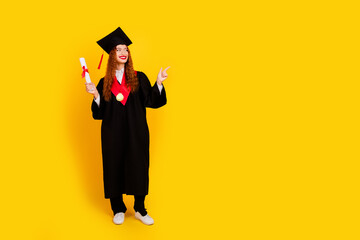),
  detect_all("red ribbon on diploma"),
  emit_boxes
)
[81,66,89,78]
